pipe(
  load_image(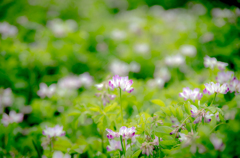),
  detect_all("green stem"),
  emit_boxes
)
[158,137,161,158]
[179,115,190,129]
[210,122,226,133]
[209,93,217,106]
[102,132,104,153]
[120,136,125,156]
[49,138,53,156]
[119,88,123,125]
